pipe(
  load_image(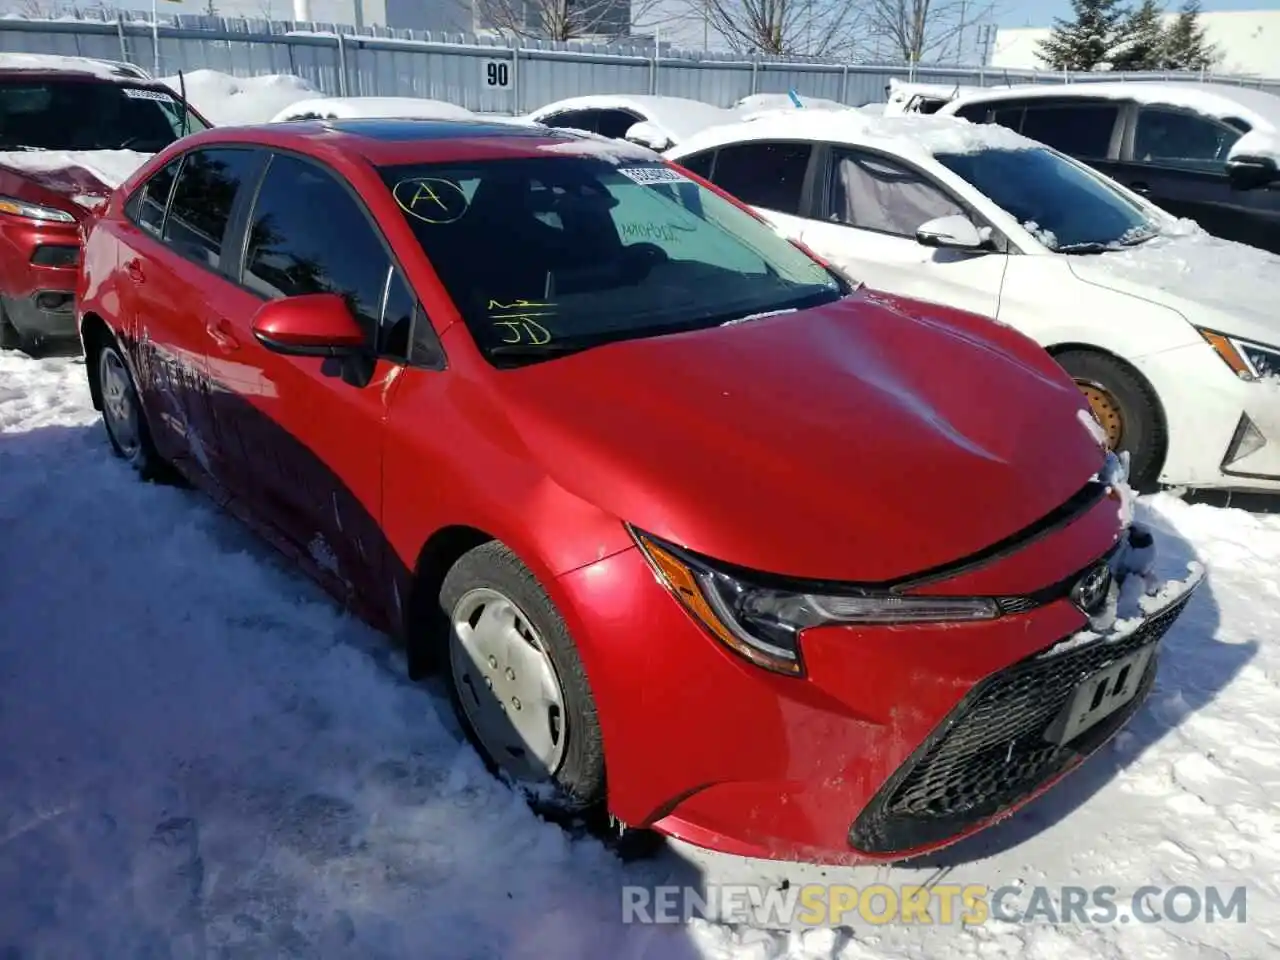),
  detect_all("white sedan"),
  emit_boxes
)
[665,111,1280,494]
